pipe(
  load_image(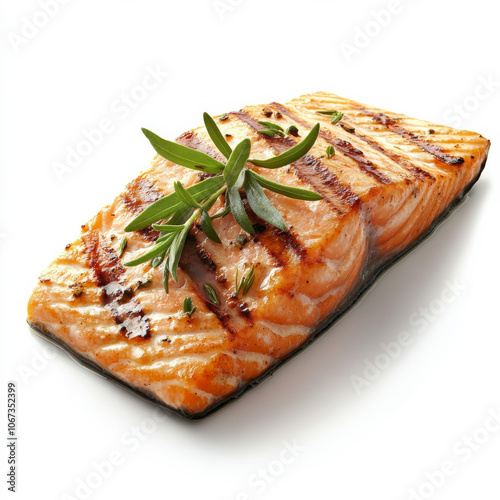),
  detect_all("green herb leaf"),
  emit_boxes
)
[258,121,284,132]
[258,128,285,138]
[203,112,232,159]
[167,205,195,226]
[163,263,170,293]
[125,176,225,231]
[250,123,320,169]
[156,232,175,244]
[124,234,175,267]
[235,264,256,295]
[204,283,220,306]
[228,186,255,234]
[183,297,196,318]
[118,236,127,257]
[248,170,322,201]
[326,145,335,158]
[223,138,251,189]
[244,171,286,231]
[151,223,185,233]
[174,181,201,209]
[167,226,190,281]
[330,111,344,124]
[241,265,255,295]
[151,254,166,268]
[314,110,344,124]
[257,129,277,137]
[200,210,221,243]
[142,128,225,174]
